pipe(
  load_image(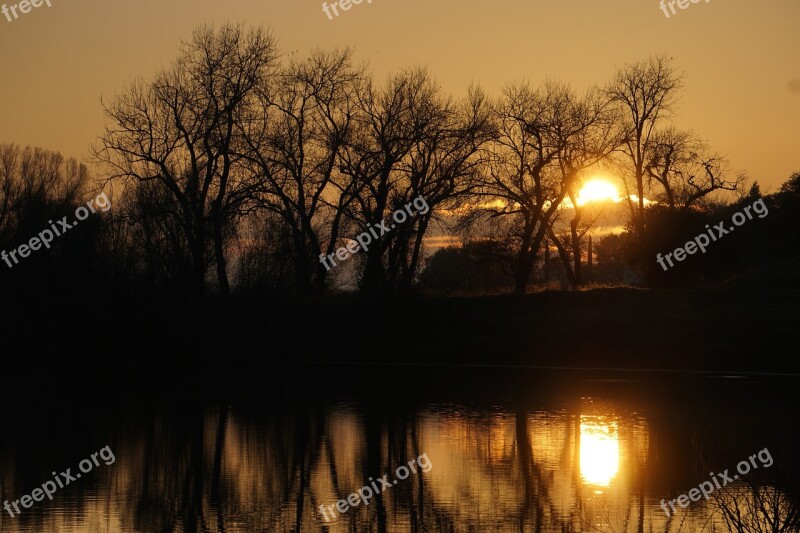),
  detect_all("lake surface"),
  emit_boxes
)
[1,366,798,532]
